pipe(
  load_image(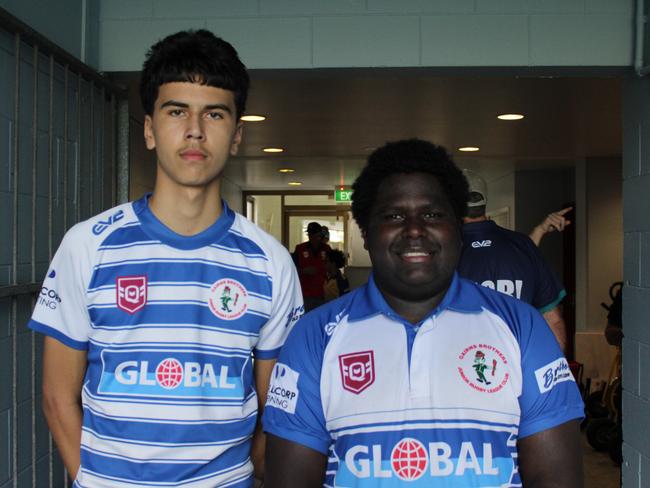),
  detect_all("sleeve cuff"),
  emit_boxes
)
[28,320,88,351]
[263,422,331,455]
[253,346,281,360]
[538,289,567,314]
[518,404,585,439]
